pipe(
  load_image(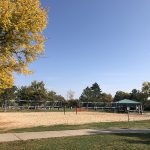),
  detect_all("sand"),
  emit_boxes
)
[0,112,149,129]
